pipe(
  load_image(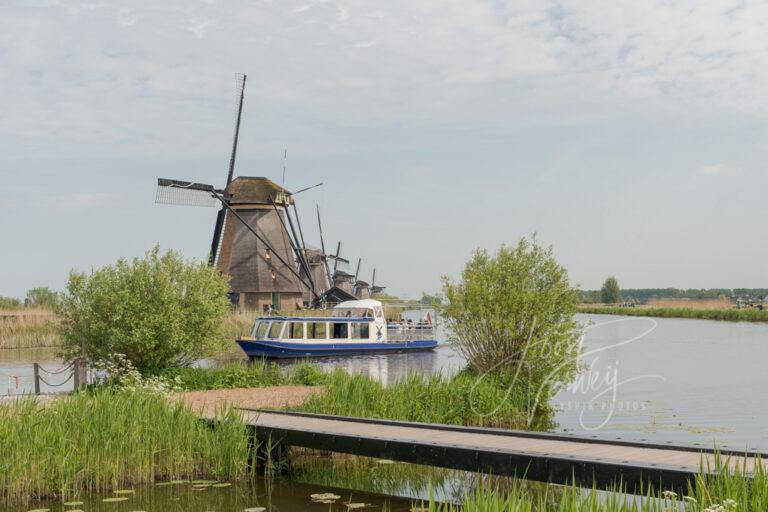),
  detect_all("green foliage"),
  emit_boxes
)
[600,276,621,304]
[25,286,62,309]
[441,237,581,404]
[420,292,444,306]
[297,367,553,430]
[58,246,231,372]
[157,361,328,391]
[0,389,255,505]
[580,305,768,322]
[0,296,22,310]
